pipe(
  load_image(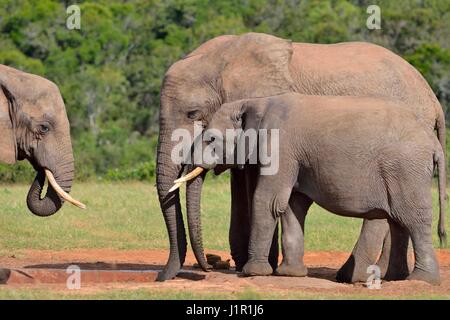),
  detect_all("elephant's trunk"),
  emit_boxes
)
[26,159,74,217]
[156,125,187,281]
[186,170,211,271]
